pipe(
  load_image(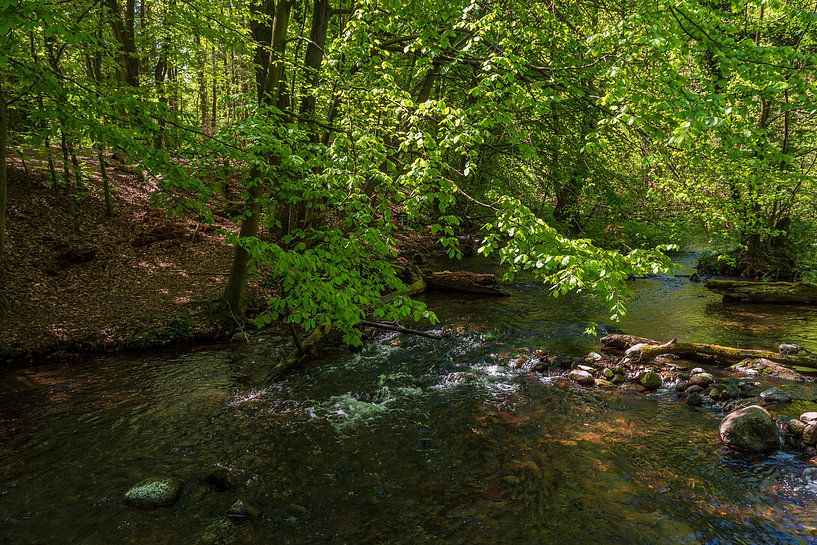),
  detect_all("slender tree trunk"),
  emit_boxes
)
[222,0,292,315]
[98,143,113,216]
[59,128,79,233]
[0,83,7,257]
[211,47,217,134]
